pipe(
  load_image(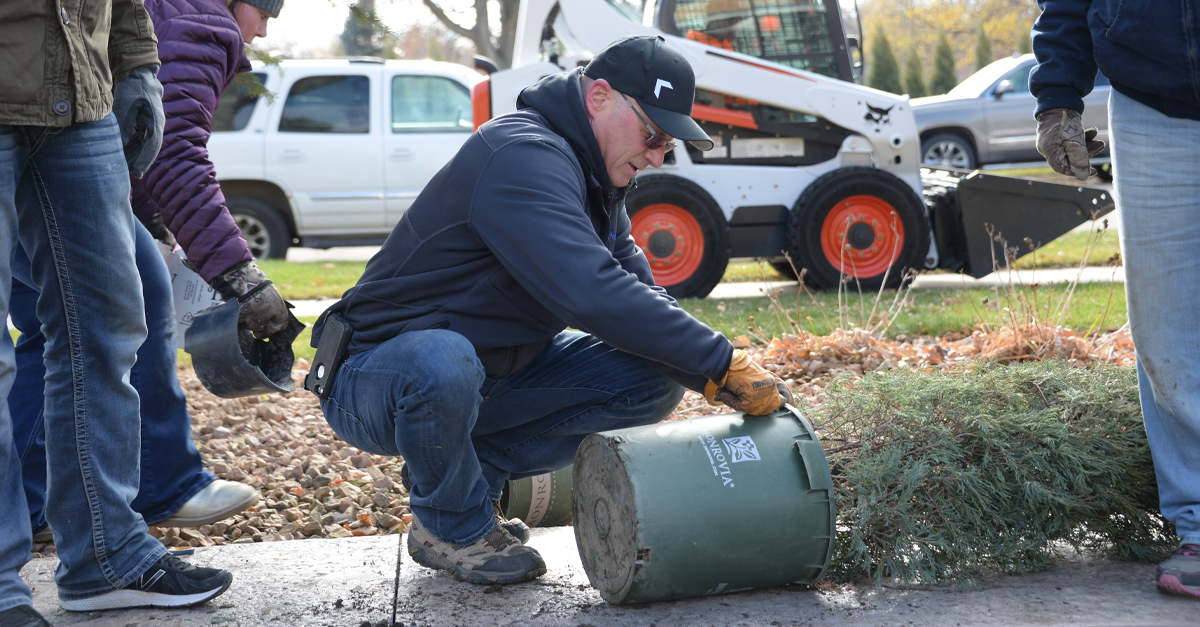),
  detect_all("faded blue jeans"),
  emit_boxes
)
[9,222,214,531]
[0,116,166,612]
[320,329,684,545]
[1110,89,1200,546]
